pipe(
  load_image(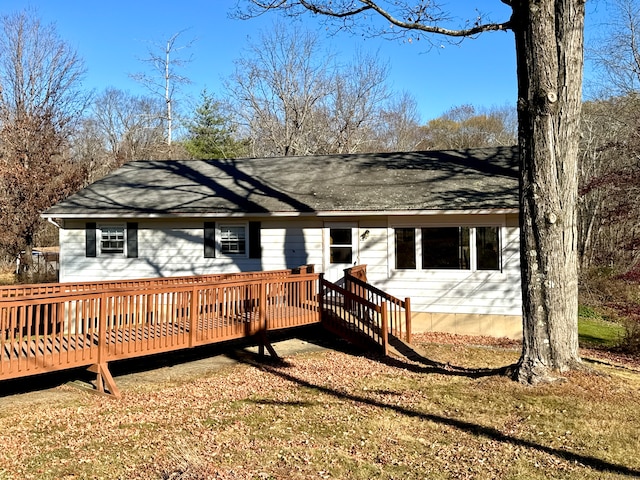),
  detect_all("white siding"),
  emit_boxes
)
[259,219,323,271]
[59,213,522,317]
[59,218,324,282]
